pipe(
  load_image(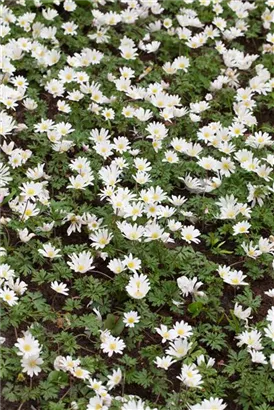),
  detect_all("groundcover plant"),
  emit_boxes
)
[0,0,274,409]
